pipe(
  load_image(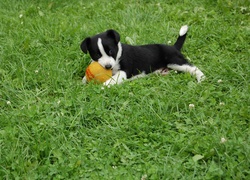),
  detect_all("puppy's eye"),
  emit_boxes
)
[108,50,113,55]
